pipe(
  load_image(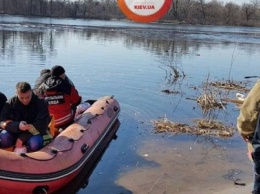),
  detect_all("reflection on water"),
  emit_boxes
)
[1,16,260,65]
[0,15,260,193]
[52,120,122,194]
